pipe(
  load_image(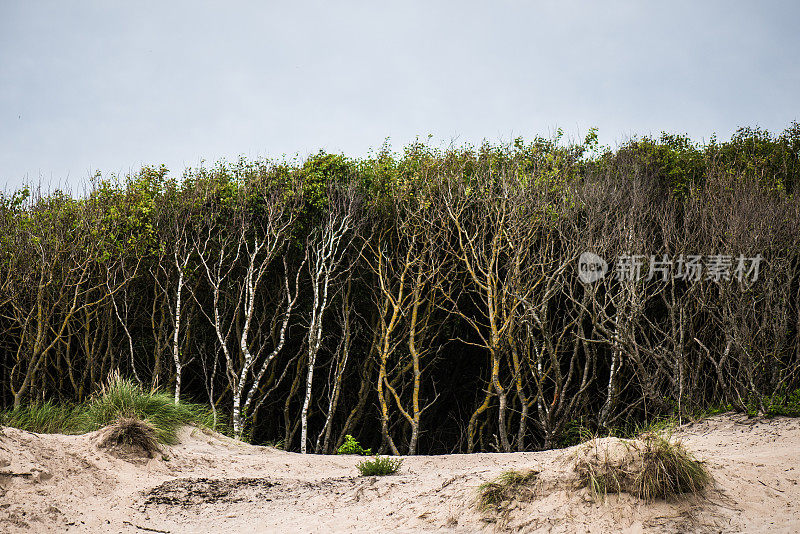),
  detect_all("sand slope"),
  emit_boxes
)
[1,414,798,533]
